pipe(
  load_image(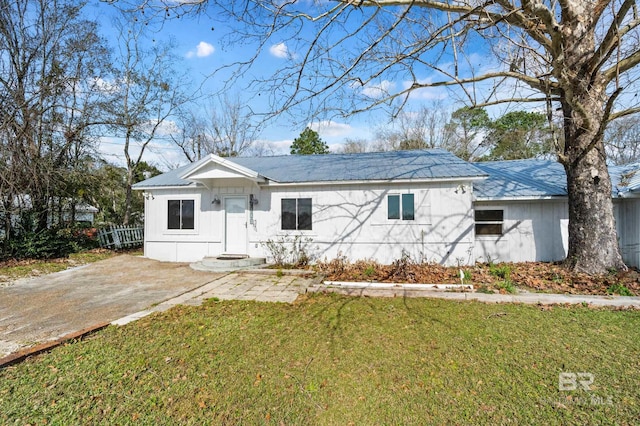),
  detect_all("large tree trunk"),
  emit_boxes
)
[563,137,626,274]
[562,100,627,273]
[558,3,627,274]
